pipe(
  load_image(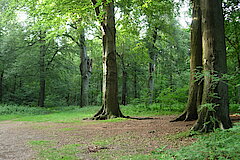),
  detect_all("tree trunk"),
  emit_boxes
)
[192,0,232,132]
[79,29,92,107]
[238,86,240,104]
[148,29,157,104]
[122,70,127,105]
[172,0,203,122]
[133,66,138,98]
[38,33,46,107]
[0,71,3,103]
[91,0,124,119]
[117,47,128,106]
